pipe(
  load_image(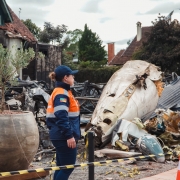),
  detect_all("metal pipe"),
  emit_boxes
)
[75,97,99,101]
[88,131,94,180]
